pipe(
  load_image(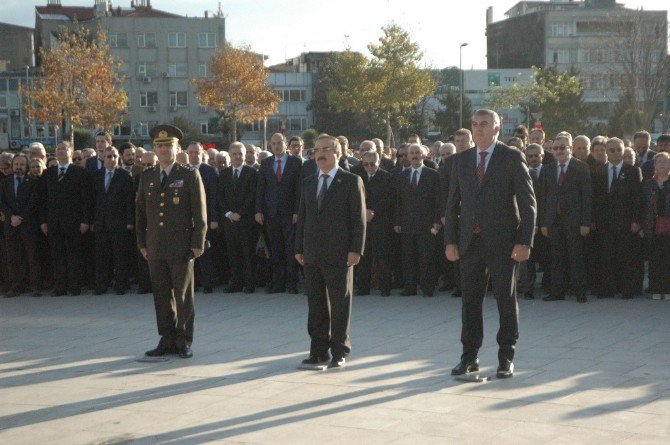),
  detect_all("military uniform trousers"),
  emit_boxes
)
[148,257,195,349]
